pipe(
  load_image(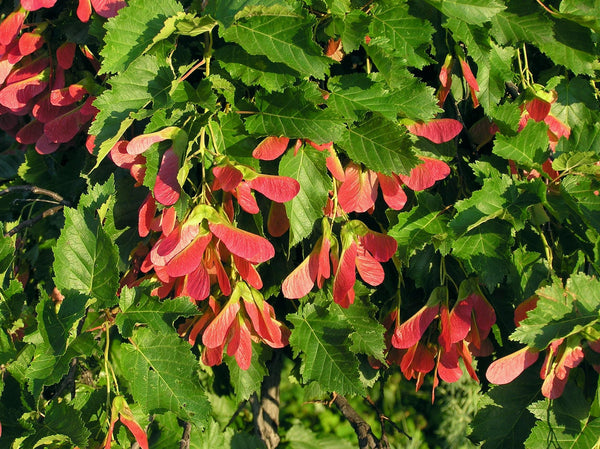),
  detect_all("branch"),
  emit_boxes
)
[5,205,64,237]
[333,394,388,449]
[0,185,69,204]
[251,351,282,449]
